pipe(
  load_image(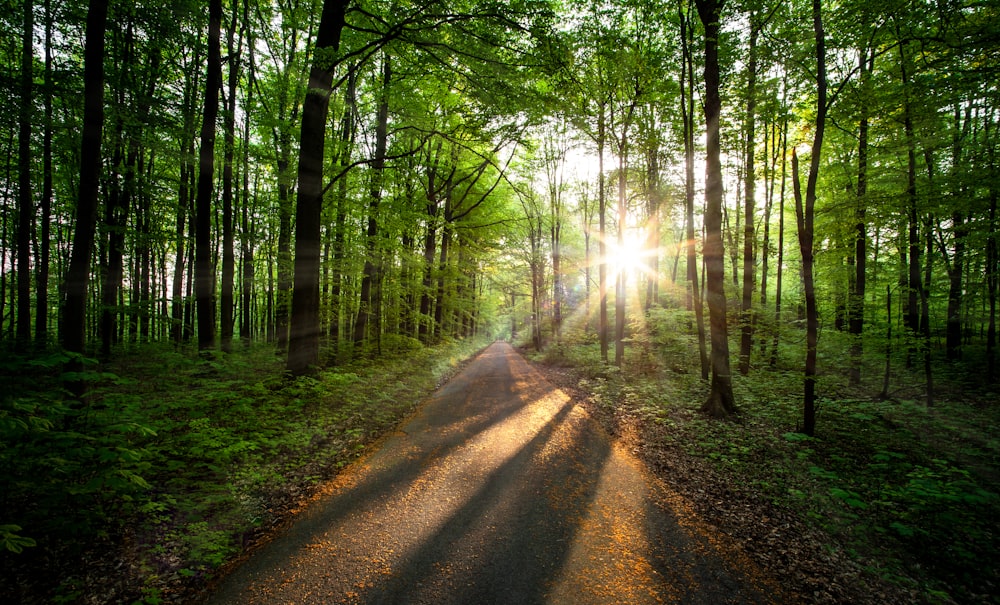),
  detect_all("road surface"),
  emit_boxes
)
[203,341,776,604]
